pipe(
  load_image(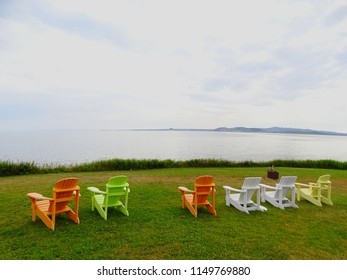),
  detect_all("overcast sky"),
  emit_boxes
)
[1,0,347,132]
